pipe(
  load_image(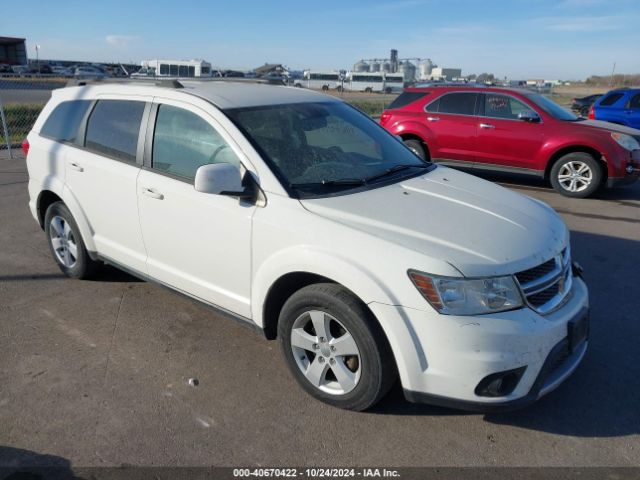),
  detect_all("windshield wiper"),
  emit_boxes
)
[364,164,430,184]
[290,178,366,189]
